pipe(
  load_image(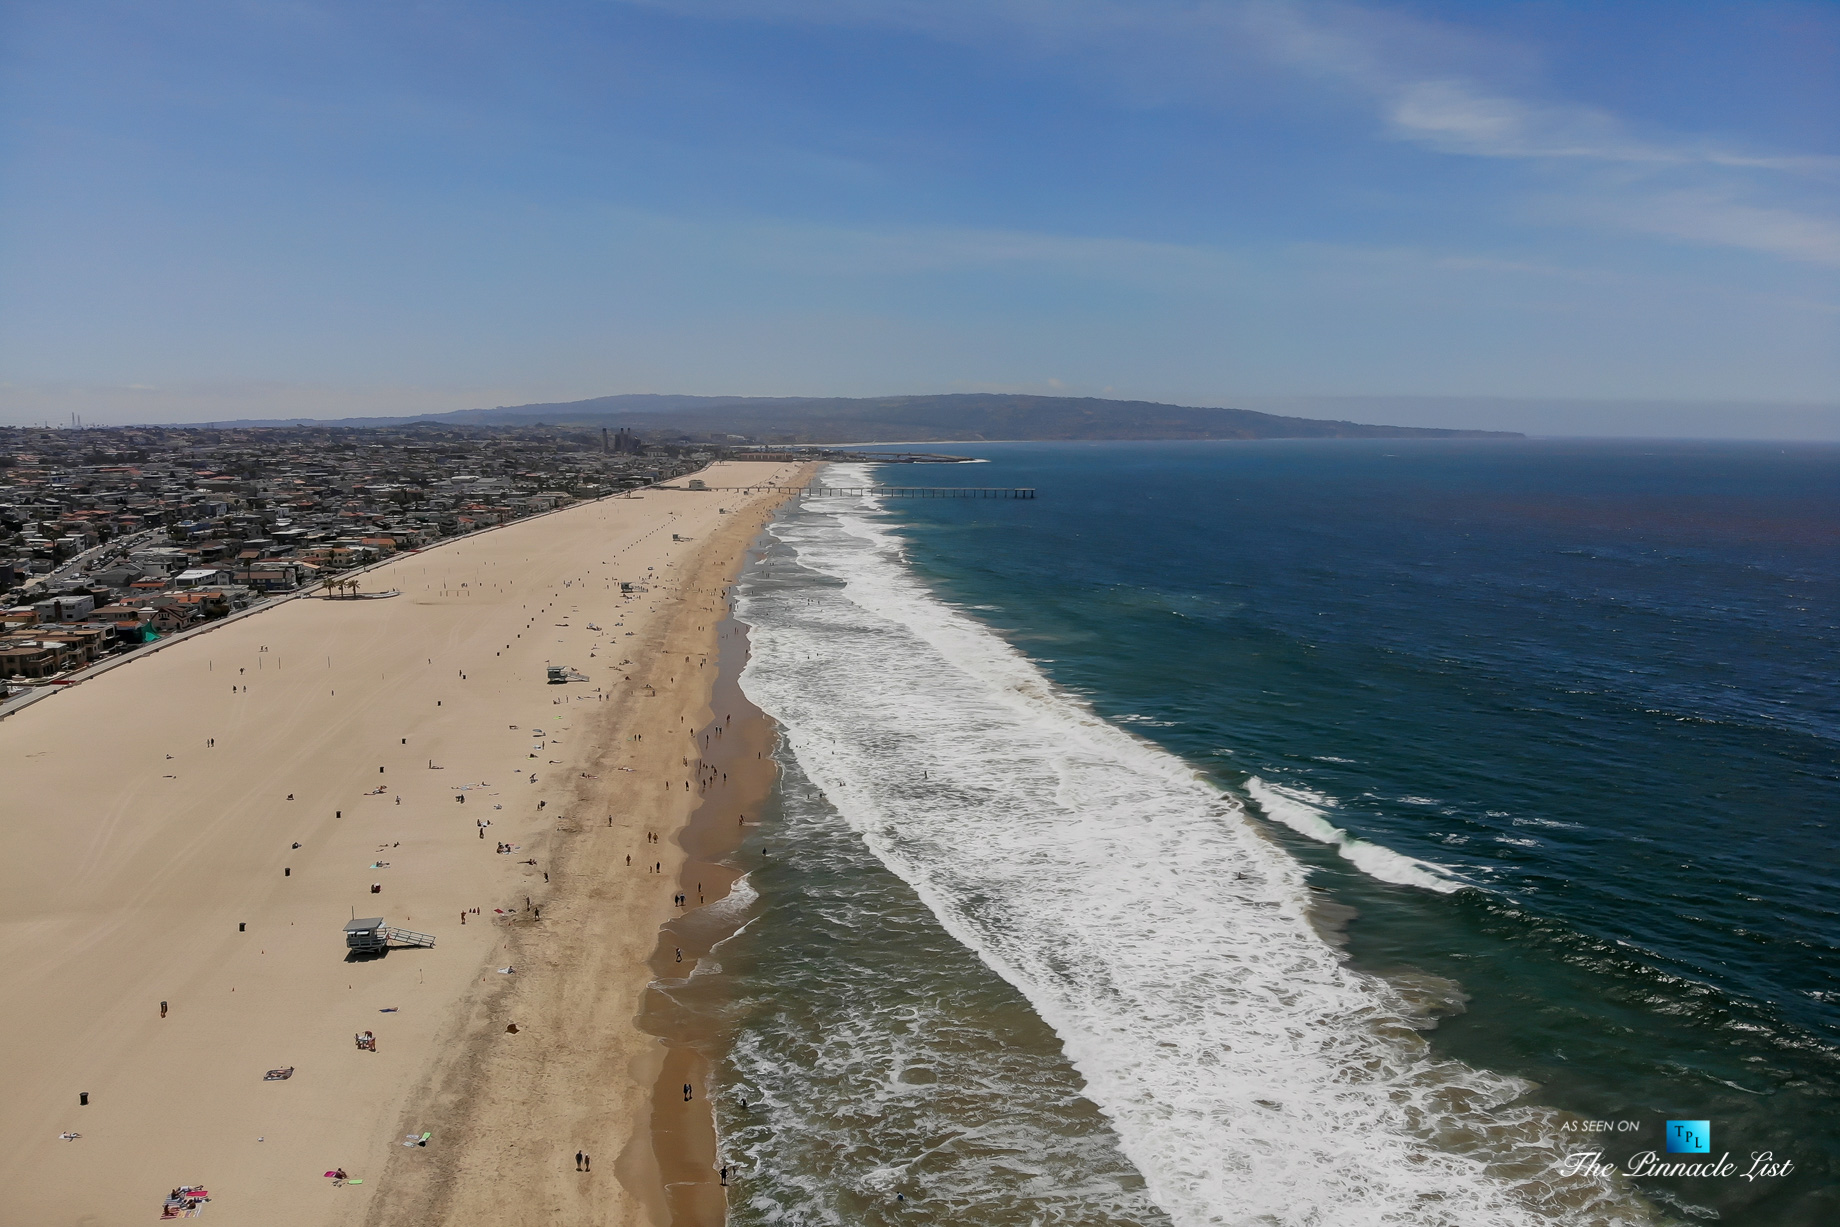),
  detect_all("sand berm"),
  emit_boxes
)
[0,459,814,1227]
